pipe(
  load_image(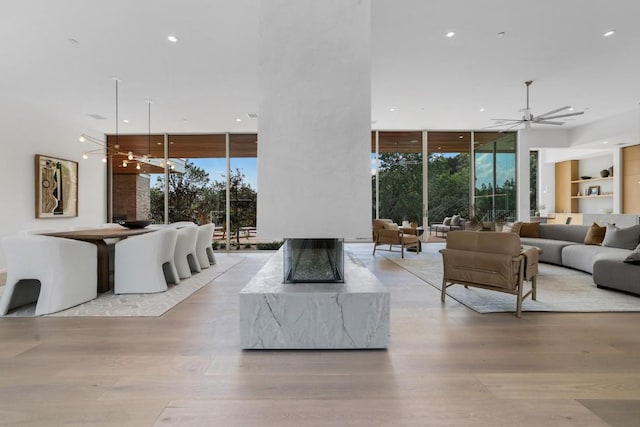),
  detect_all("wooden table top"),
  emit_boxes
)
[43,227,153,241]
